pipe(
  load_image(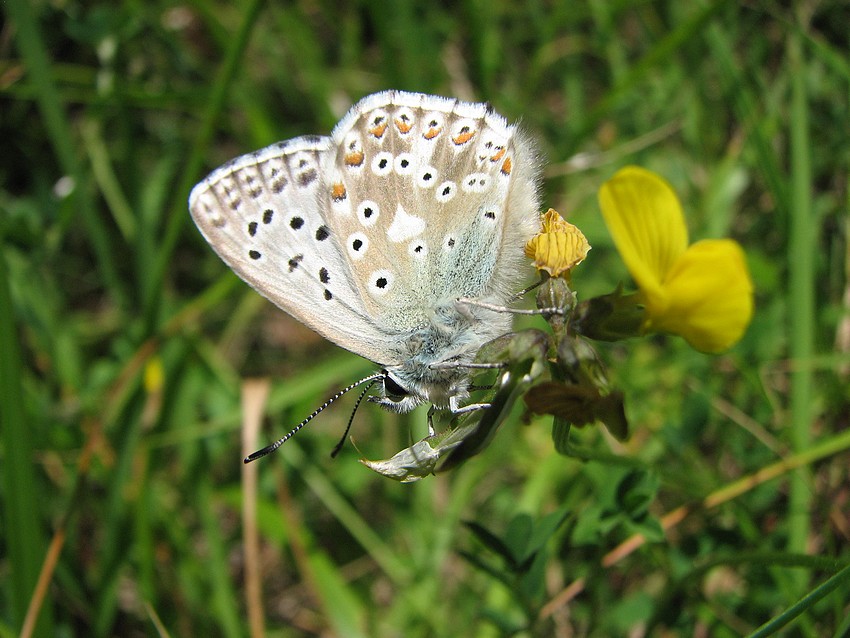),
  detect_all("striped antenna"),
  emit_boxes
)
[243,371,387,463]
[331,377,381,458]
